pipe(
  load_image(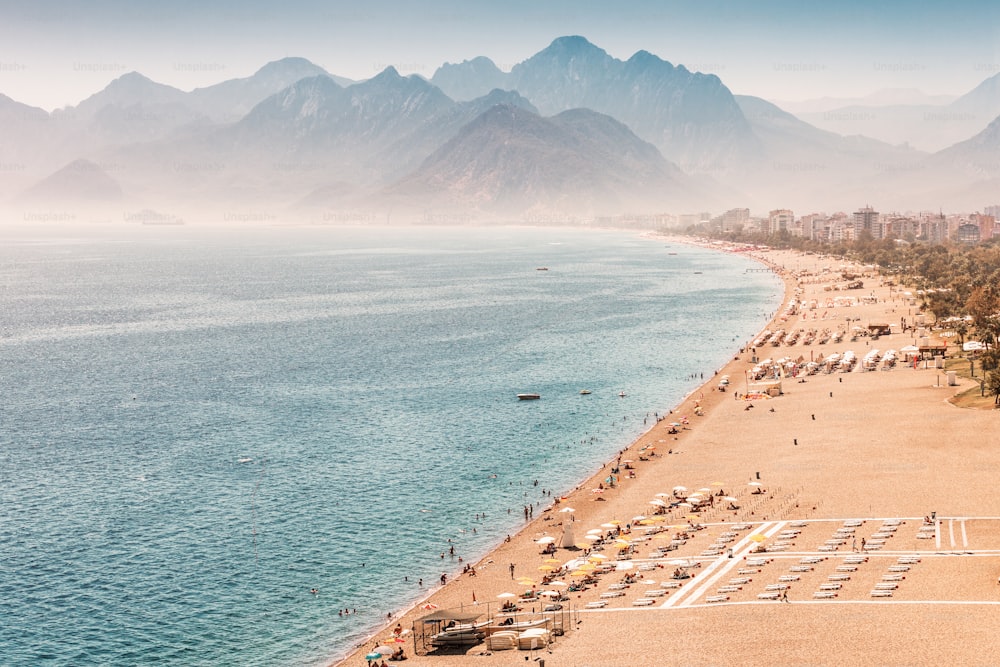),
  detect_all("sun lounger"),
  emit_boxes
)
[637,564,656,572]
[645,589,666,597]
[789,566,813,573]
[607,583,627,590]
[897,556,920,564]
[757,592,781,600]
[632,598,655,606]
[828,574,850,581]
[835,565,857,572]
[870,589,893,597]
[789,521,807,528]
[825,539,846,545]
[738,568,760,575]
[864,543,882,550]
[874,582,897,590]
[705,595,730,603]
[765,583,788,591]
[746,558,769,567]
[819,583,842,590]
[879,525,897,532]
[871,533,893,540]
[660,581,683,589]
[844,556,867,564]
[585,601,607,608]
[882,519,901,526]
[778,575,800,582]
[813,591,837,599]
[716,585,741,593]
[599,591,625,599]
[767,545,789,552]
[888,565,910,572]
[882,574,905,581]
[817,545,837,552]
[728,577,751,585]
[843,520,863,527]
[916,533,934,539]
[800,557,823,564]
